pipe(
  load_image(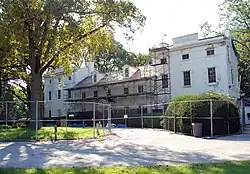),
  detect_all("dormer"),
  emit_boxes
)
[125,68,129,78]
[122,65,138,79]
[93,74,97,83]
[91,71,106,84]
